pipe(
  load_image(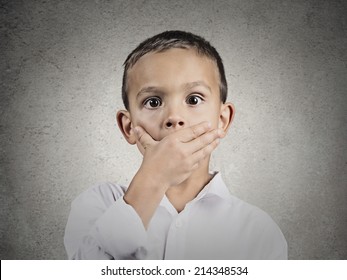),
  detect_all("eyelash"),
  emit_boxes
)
[143,97,162,109]
[142,94,205,109]
[186,94,204,106]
